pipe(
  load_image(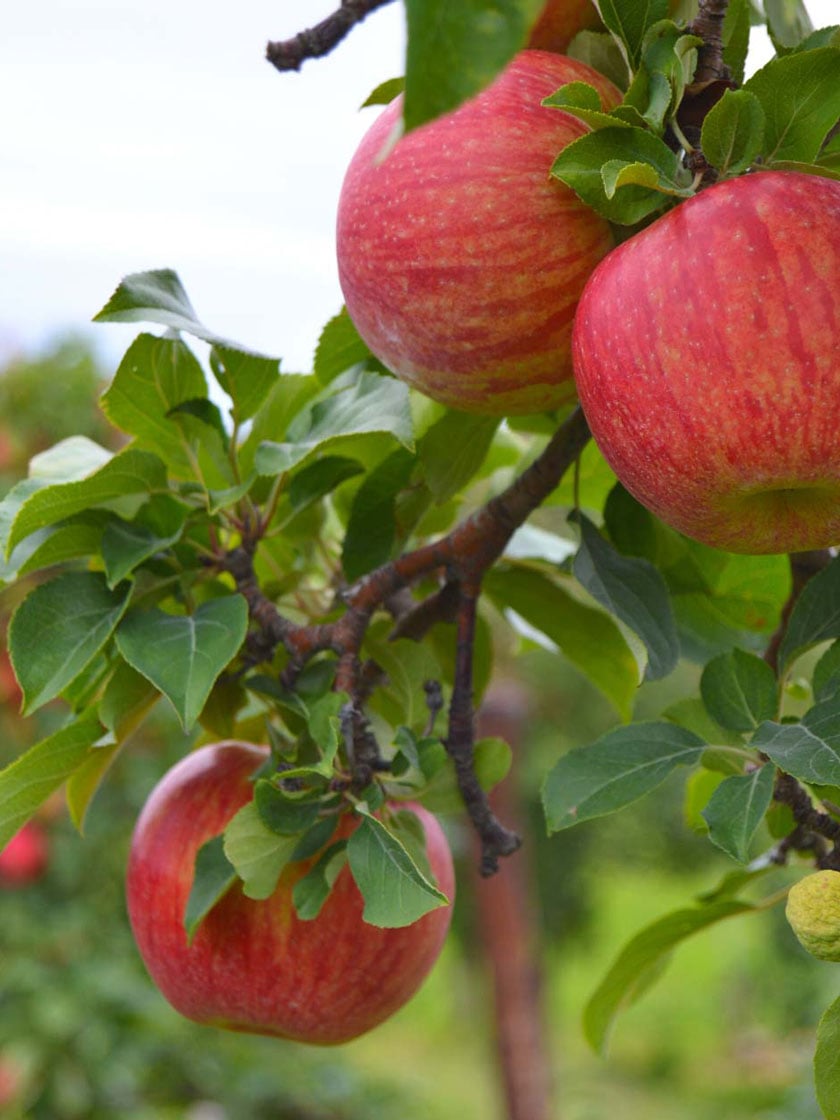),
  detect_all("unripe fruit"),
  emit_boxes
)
[786,870,840,961]
[337,50,620,415]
